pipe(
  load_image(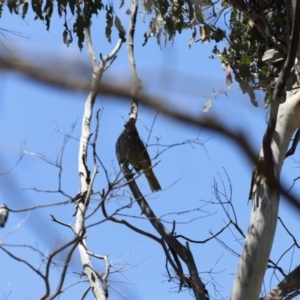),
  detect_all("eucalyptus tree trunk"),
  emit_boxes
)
[230,0,300,297]
[231,89,300,300]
